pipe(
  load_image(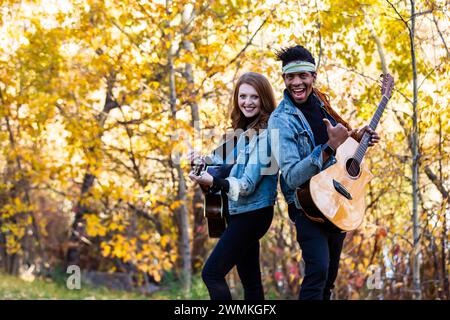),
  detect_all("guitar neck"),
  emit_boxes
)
[369,96,389,130]
[354,95,390,163]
